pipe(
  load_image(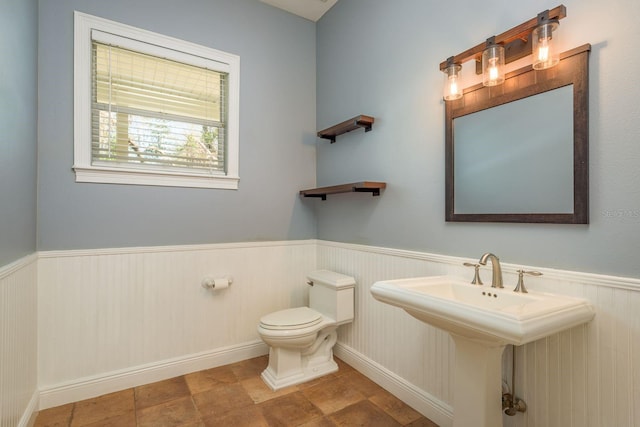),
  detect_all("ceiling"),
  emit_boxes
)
[259,0,338,22]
